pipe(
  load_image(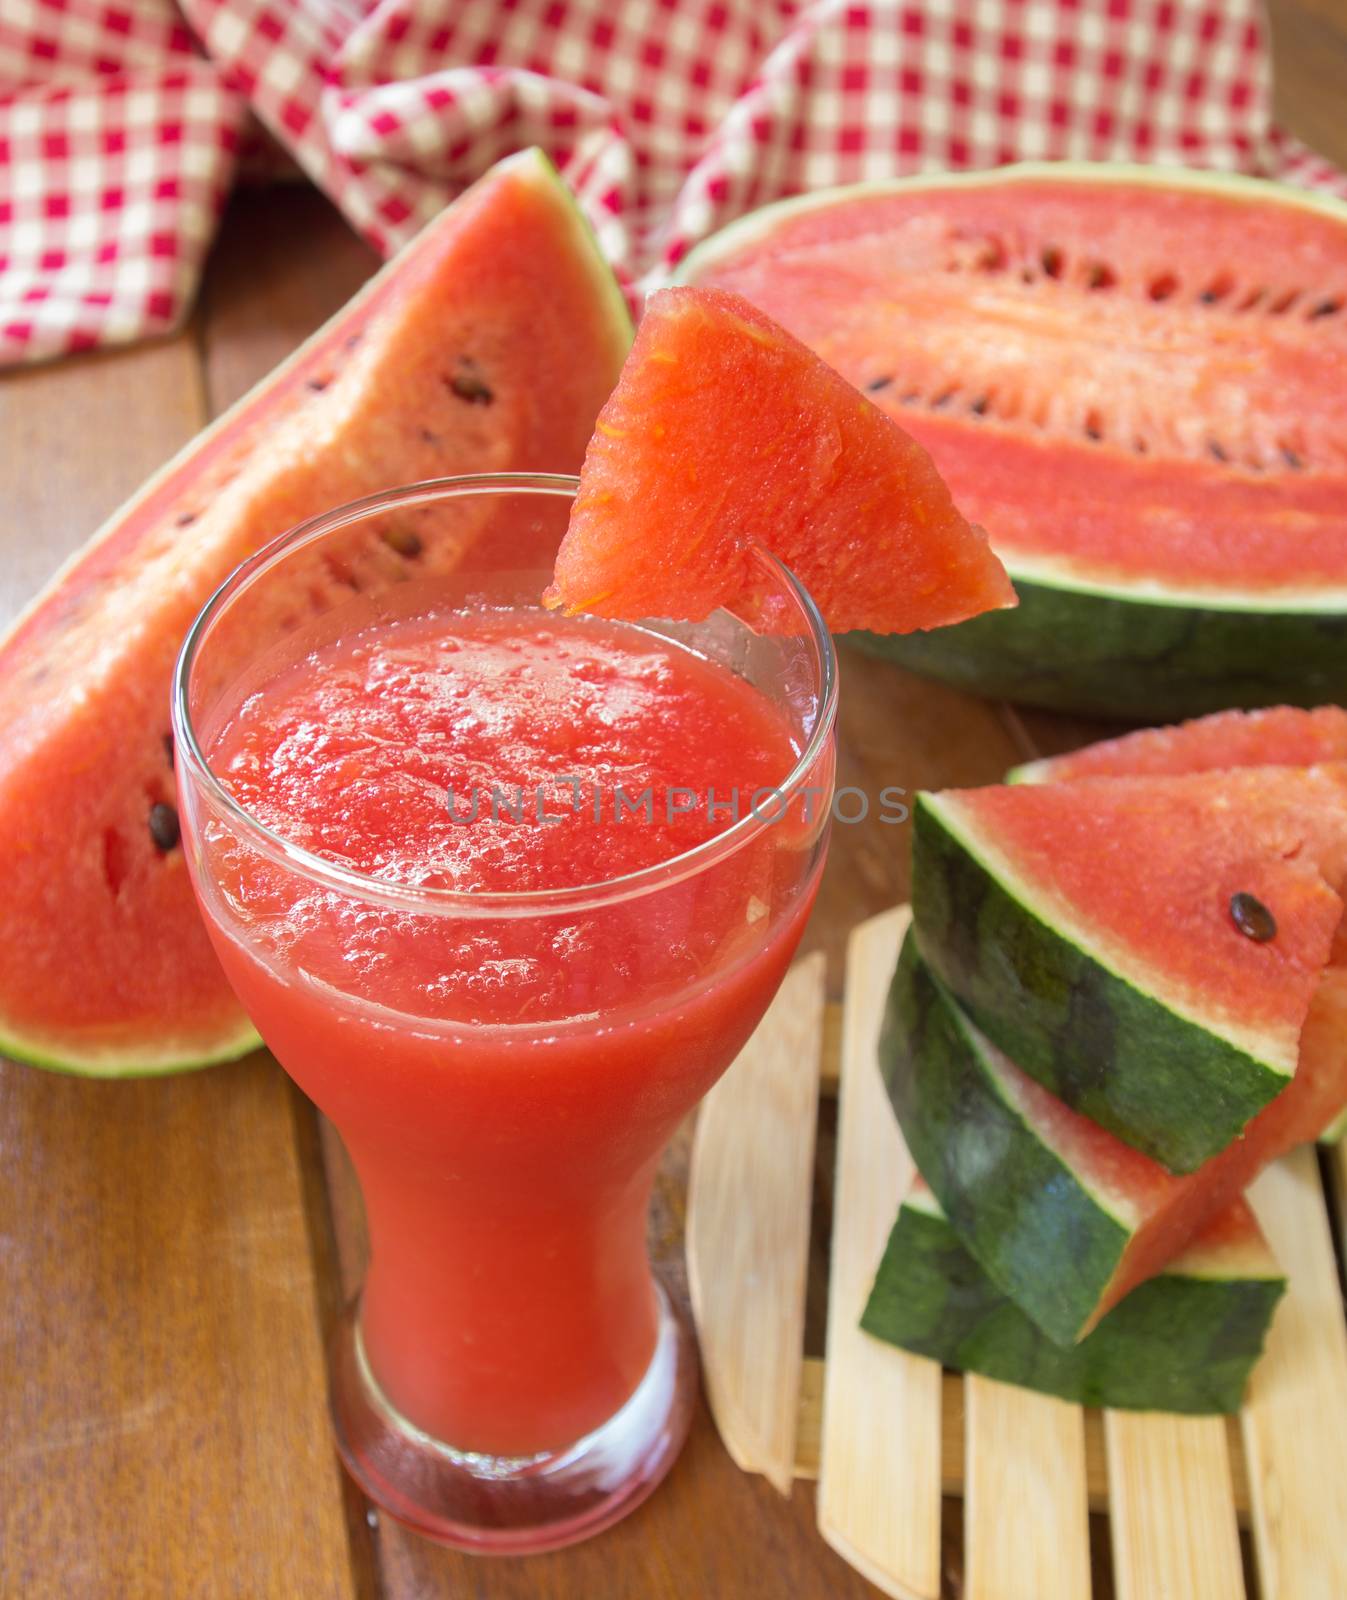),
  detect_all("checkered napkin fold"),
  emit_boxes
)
[2,0,1344,368]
